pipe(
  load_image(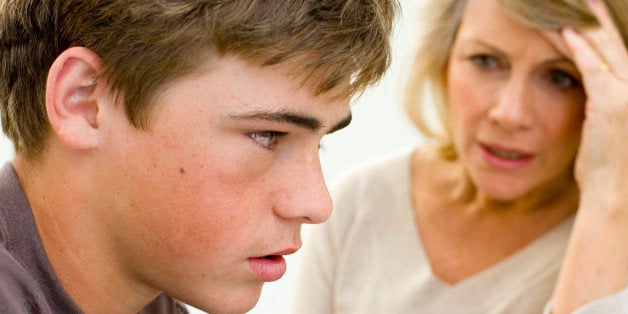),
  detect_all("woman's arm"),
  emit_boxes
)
[546,0,628,312]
